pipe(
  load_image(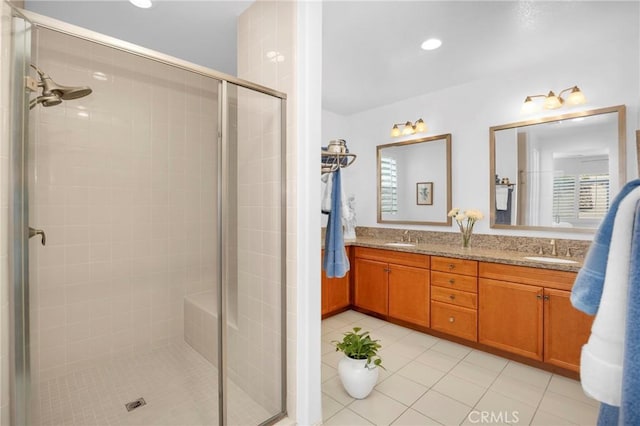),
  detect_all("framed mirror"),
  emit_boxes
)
[377,134,452,225]
[490,105,626,232]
